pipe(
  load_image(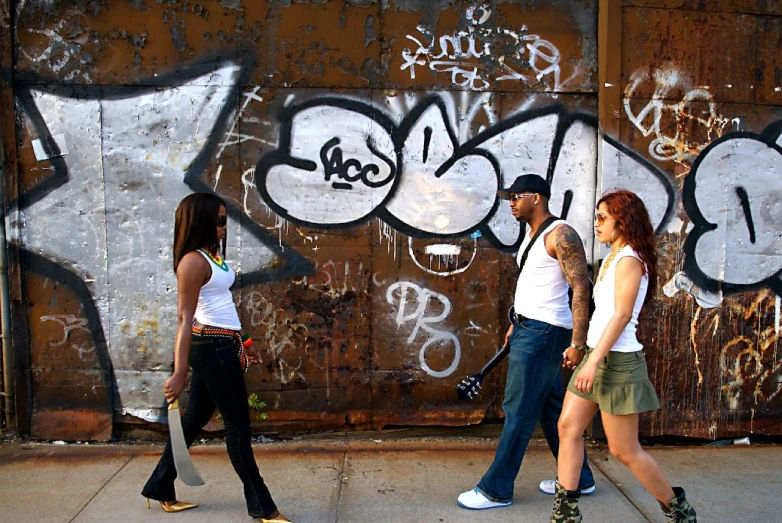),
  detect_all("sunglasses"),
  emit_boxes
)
[216,215,228,227]
[594,213,607,225]
[509,193,535,202]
